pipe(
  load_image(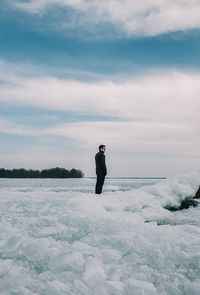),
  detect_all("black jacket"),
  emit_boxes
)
[95,151,107,176]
